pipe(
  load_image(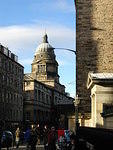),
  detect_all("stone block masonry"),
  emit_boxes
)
[76,0,113,114]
